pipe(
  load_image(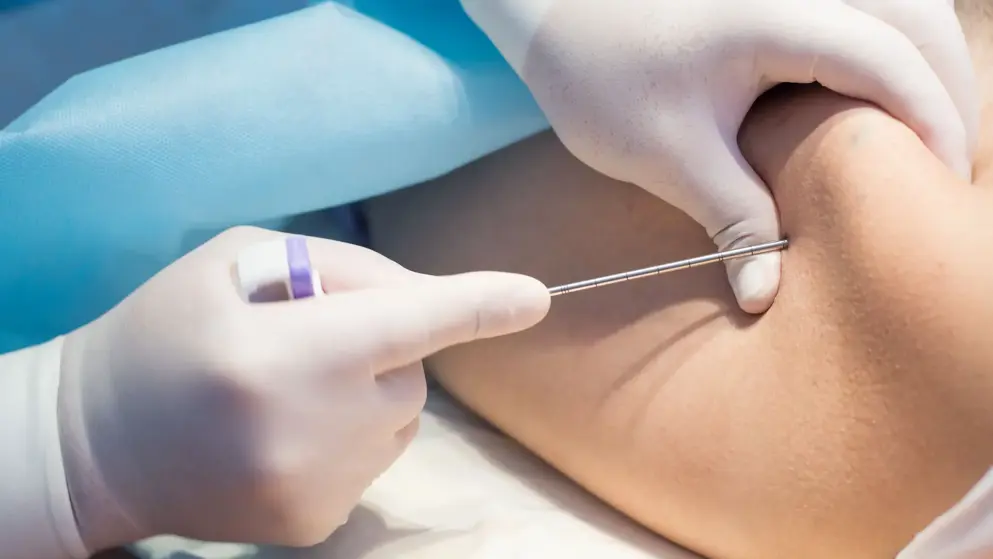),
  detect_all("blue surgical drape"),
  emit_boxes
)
[0,0,550,352]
